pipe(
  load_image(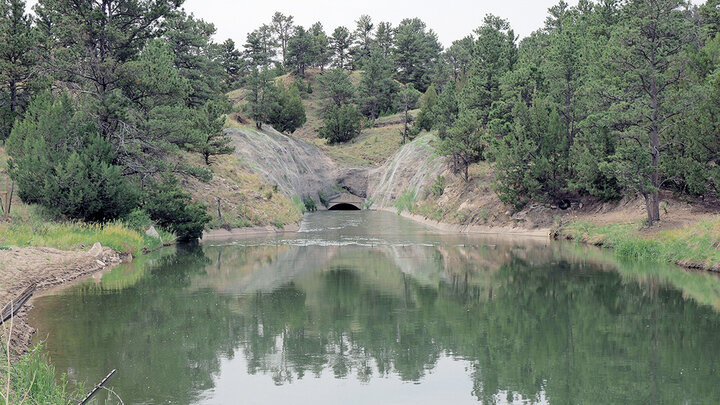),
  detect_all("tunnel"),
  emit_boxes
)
[328,202,362,211]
